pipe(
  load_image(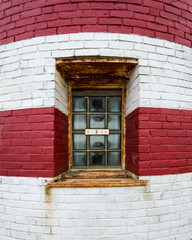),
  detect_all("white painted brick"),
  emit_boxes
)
[74,49,100,56]
[38,43,60,51]
[46,34,69,43]
[119,34,143,42]
[156,46,175,56]
[70,32,94,41]
[109,41,133,49]
[143,37,164,46]
[148,230,169,239]
[23,36,45,46]
[94,32,119,40]
[85,40,109,49]
[52,50,74,58]
[99,49,125,57]
[134,43,156,52]
[1,33,191,112]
